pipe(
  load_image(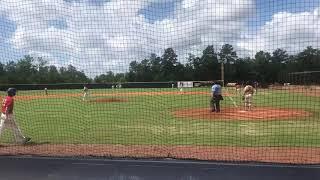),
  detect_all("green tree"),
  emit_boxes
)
[219,44,237,64]
[48,65,60,83]
[160,48,178,81]
[0,62,7,84]
[200,45,219,80]
[149,53,162,81]
[234,57,255,82]
[15,55,37,83]
[115,73,126,83]
[139,59,153,81]
[35,57,49,83]
[270,49,289,82]
[219,44,237,82]
[254,51,272,83]
[296,46,320,71]
[184,53,196,80]
[94,71,115,83]
[5,61,17,84]
[127,61,139,81]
